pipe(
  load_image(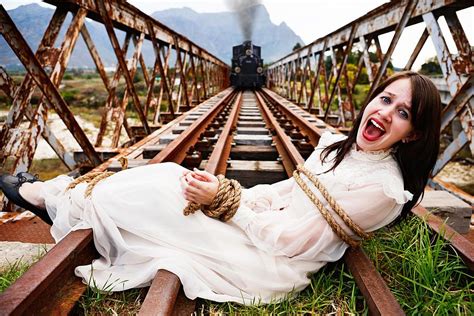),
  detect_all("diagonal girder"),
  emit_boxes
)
[0,6,101,166]
[267,0,473,186]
